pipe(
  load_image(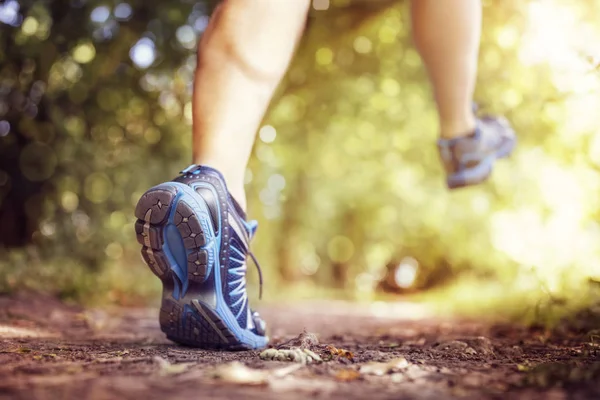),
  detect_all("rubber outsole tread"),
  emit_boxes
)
[135,221,164,249]
[175,201,207,248]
